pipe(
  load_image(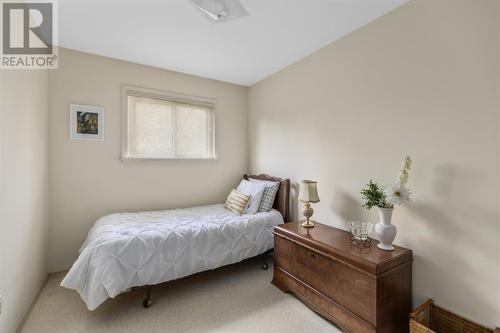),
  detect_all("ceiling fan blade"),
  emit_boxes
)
[191,2,223,21]
[190,0,249,23]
